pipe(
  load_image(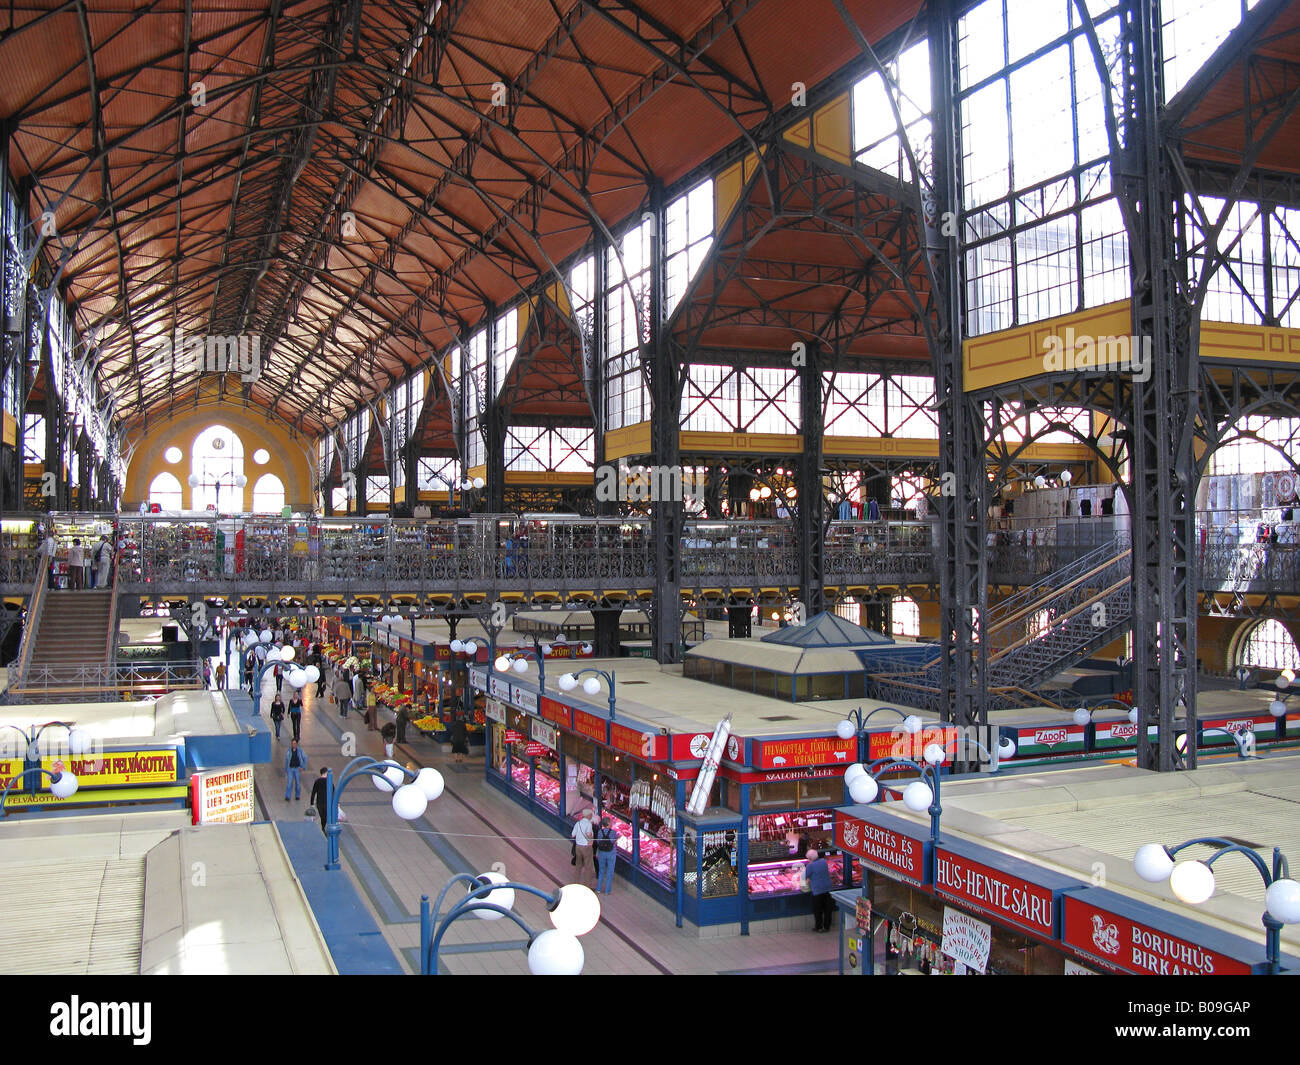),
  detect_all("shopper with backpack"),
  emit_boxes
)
[595,816,618,895]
